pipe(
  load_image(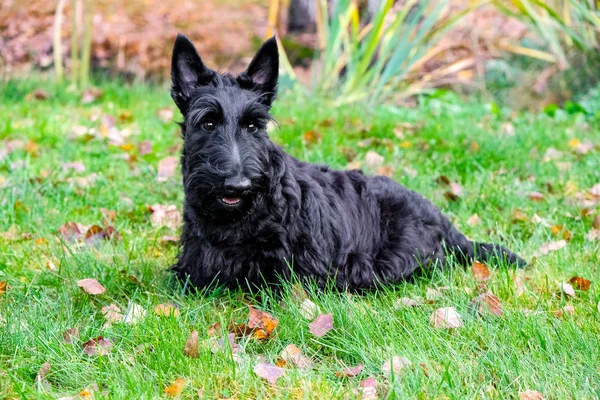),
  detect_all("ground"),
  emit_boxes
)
[0,79,599,399]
